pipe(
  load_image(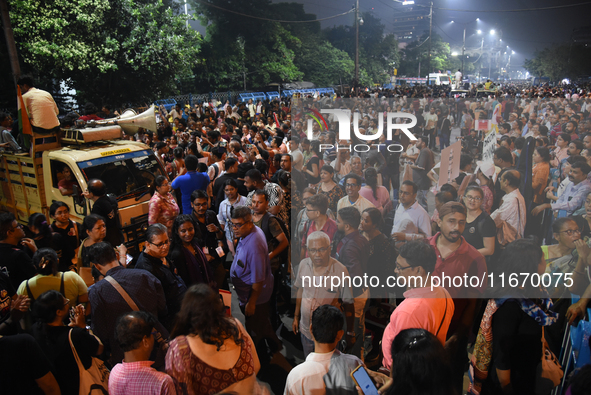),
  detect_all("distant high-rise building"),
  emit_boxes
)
[389,3,430,44]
